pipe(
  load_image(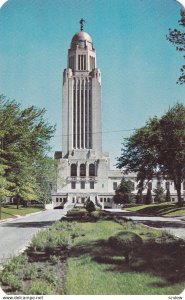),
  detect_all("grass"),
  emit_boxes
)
[1,208,185,295]
[124,202,185,217]
[64,210,185,295]
[0,205,43,220]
